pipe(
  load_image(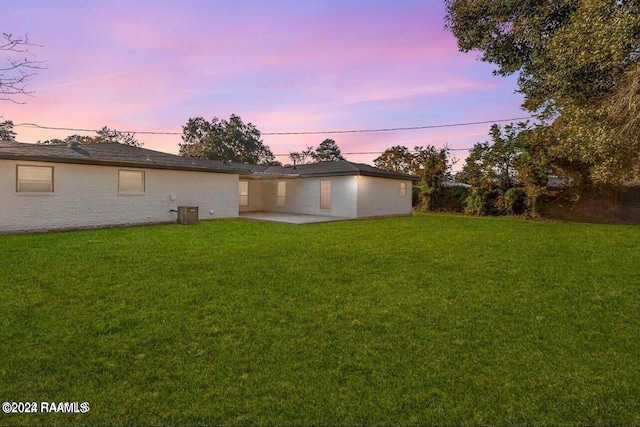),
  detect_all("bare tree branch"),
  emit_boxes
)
[0,33,46,103]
